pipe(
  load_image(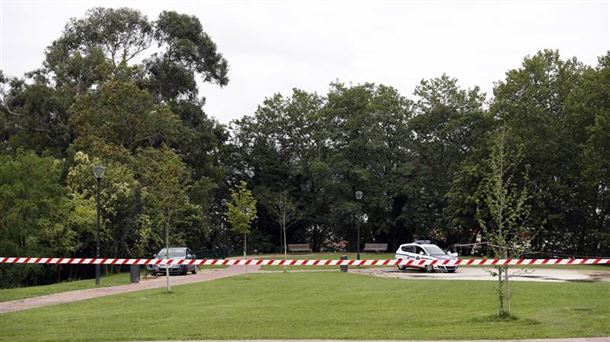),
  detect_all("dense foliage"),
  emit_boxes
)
[0,7,608,287]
